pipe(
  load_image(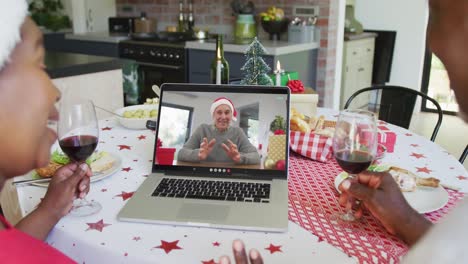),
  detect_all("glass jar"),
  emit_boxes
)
[235,14,256,44]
